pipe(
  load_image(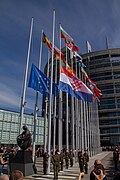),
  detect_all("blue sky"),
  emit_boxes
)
[0,0,120,114]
